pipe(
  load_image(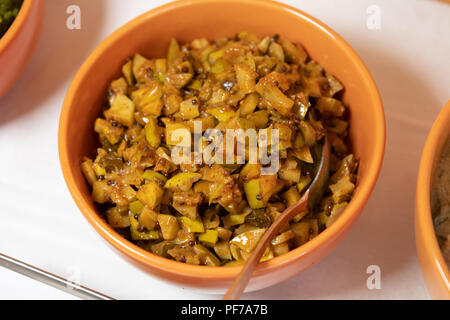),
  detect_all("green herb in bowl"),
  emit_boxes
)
[0,0,24,38]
